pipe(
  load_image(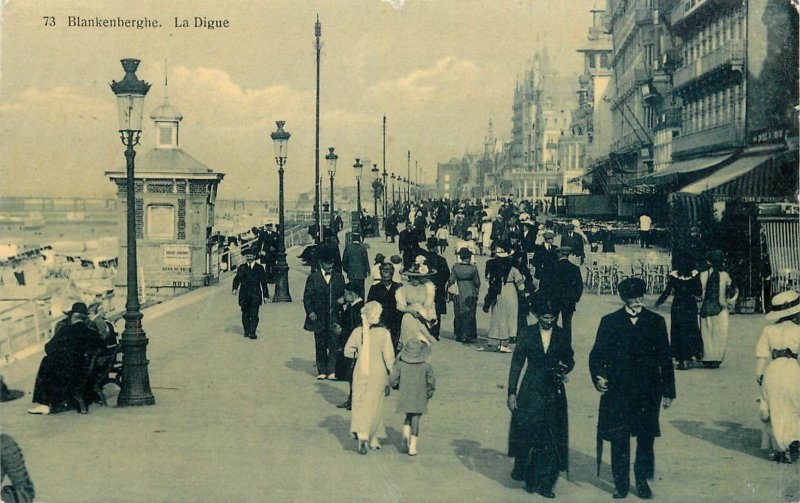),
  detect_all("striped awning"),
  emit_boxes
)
[679,150,797,200]
[631,154,732,187]
[763,220,800,293]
